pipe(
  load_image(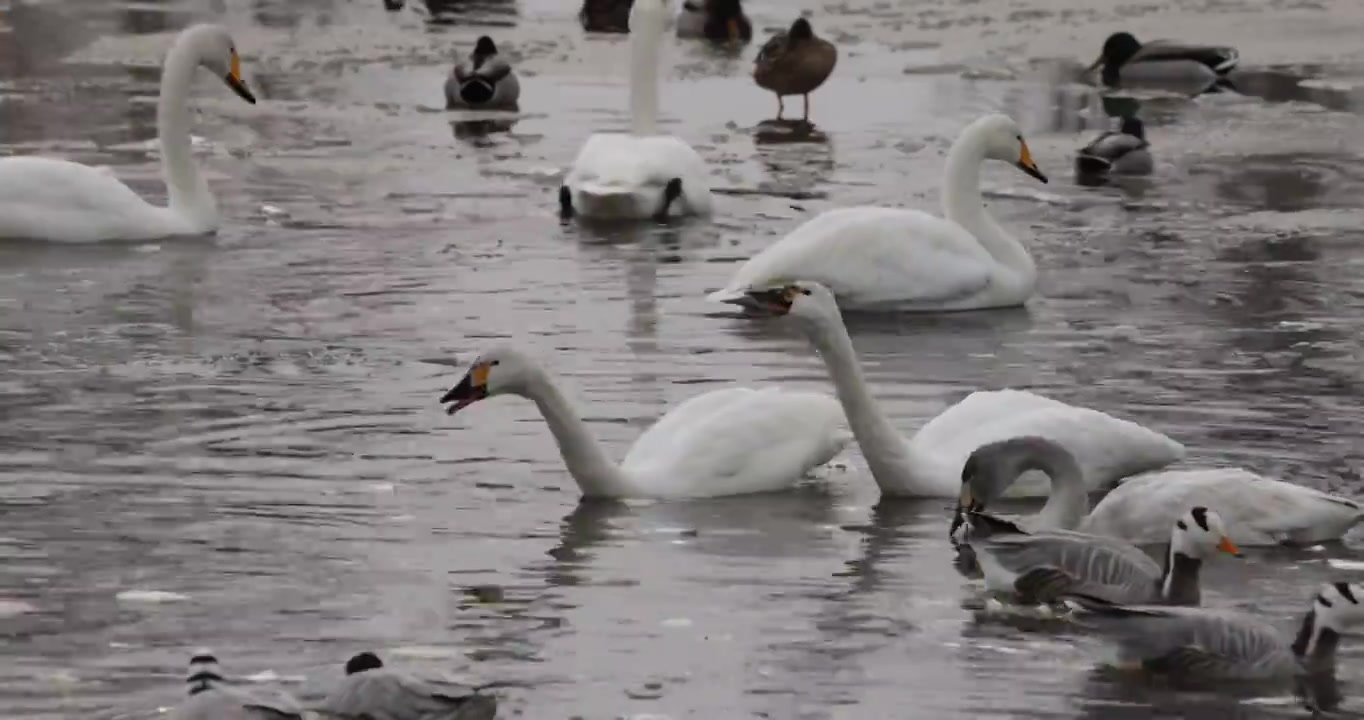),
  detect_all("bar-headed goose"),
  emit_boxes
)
[171,651,302,720]
[967,506,1239,606]
[1086,31,1238,88]
[952,436,1364,546]
[313,652,496,720]
[1075,581,1364,686]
